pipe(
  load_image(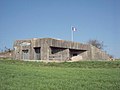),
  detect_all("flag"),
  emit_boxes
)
[72,26,77,31]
